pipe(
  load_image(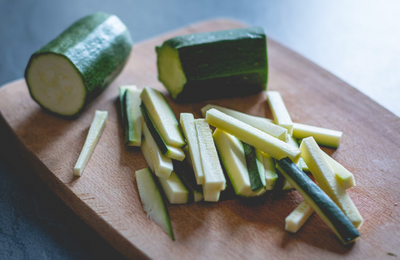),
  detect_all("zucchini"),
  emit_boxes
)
[25,12,132,117]
[180,113,204,184]
[213,129,266,197]
[205,108,301,163]
[140,87,186,147]
[140,102,185,161]
[285,200,314,233]
[202,188,221,202]
[286,135,309,173]
[74,110,107,176]
[293,123,342,148]
[142,122,173,178]
[242,142,266,191]
[158,171,189,205]
[299,137,363,229]
[267,91,293,135]
[119,86,142,146]
[172,159,204,203]
[156,27,268,102]
[323,151,355,189]
[194,119,226,192]
[276,157,360,244]
[201,104,287,141]
[141,137,189,204]
[135,167,174,240]
[260,152,278,190]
